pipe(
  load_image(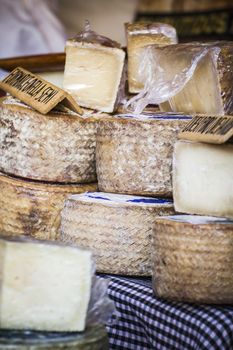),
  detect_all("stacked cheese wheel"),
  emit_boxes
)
[0,97,98,240]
